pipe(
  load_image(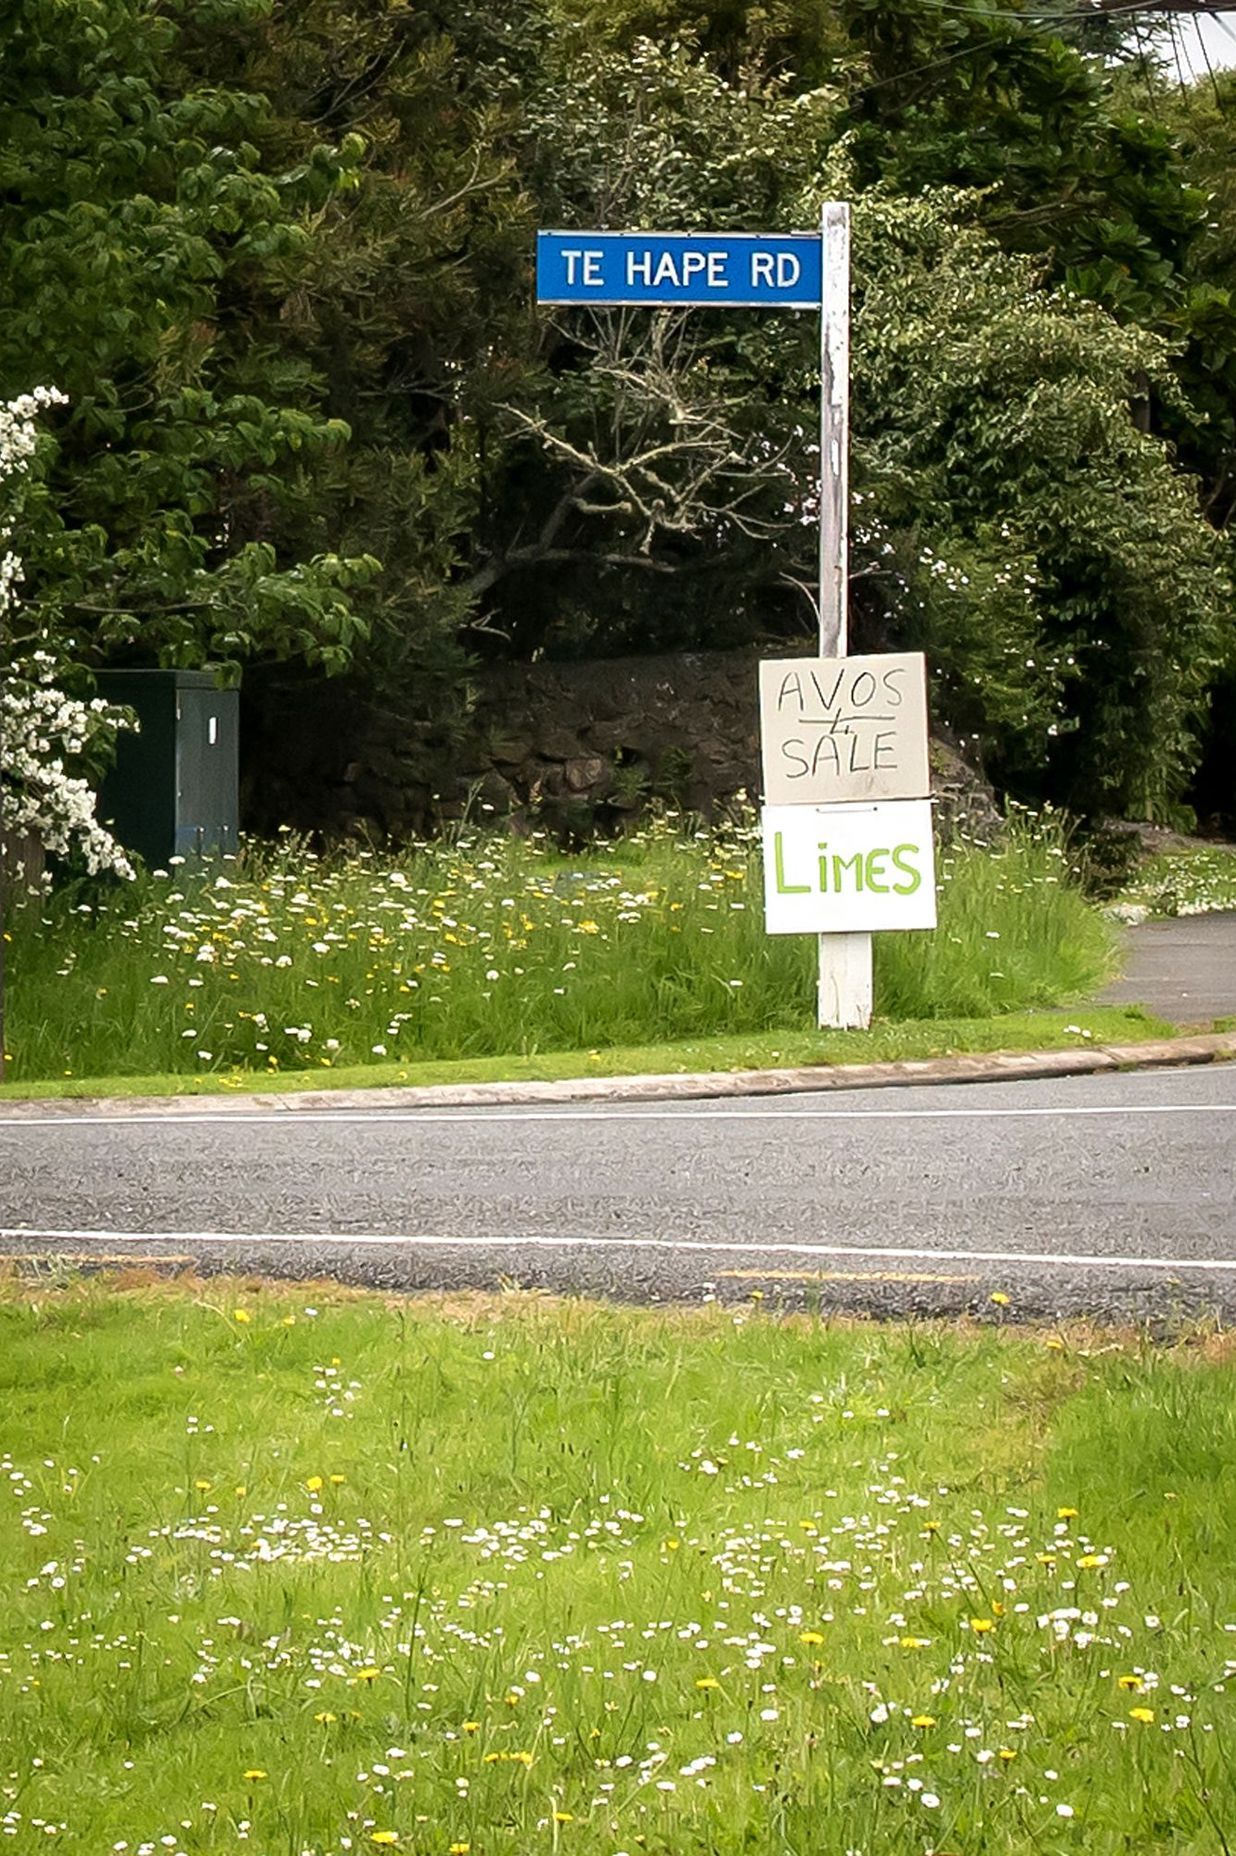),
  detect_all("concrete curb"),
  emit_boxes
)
[3,1031,1234,1118]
